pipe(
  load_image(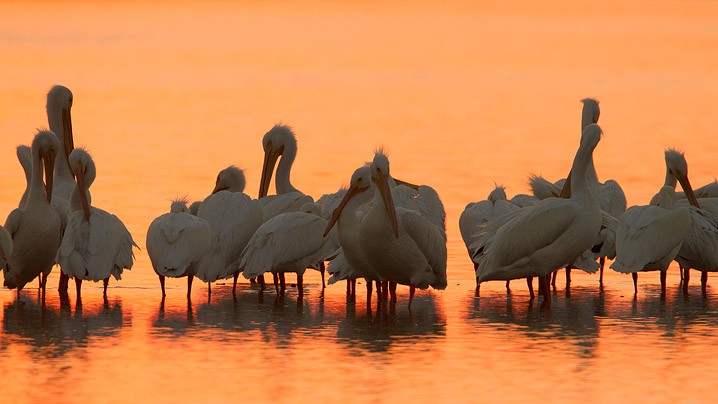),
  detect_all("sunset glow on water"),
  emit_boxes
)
[2,1,718,402]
